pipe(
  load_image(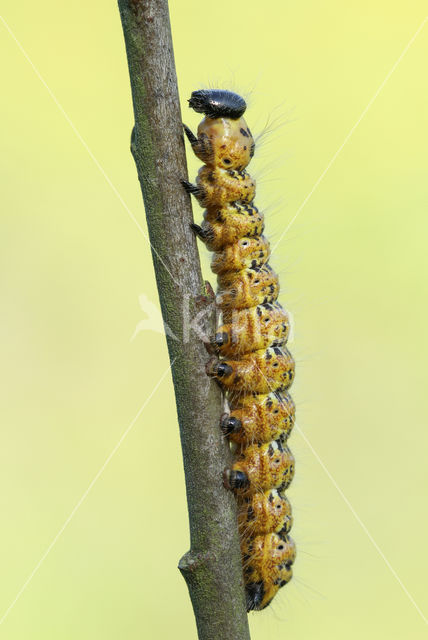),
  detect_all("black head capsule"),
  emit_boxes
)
[188,89,247,120]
